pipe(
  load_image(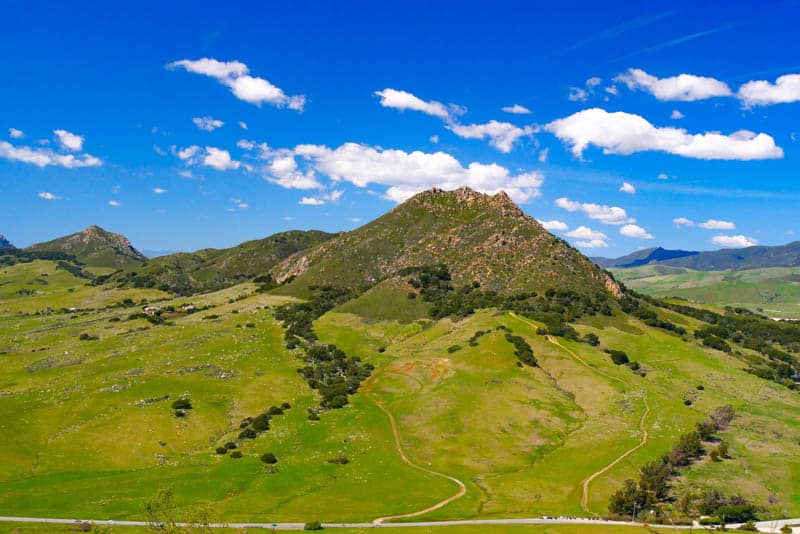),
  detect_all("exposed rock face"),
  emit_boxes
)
[273,186,624,299]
